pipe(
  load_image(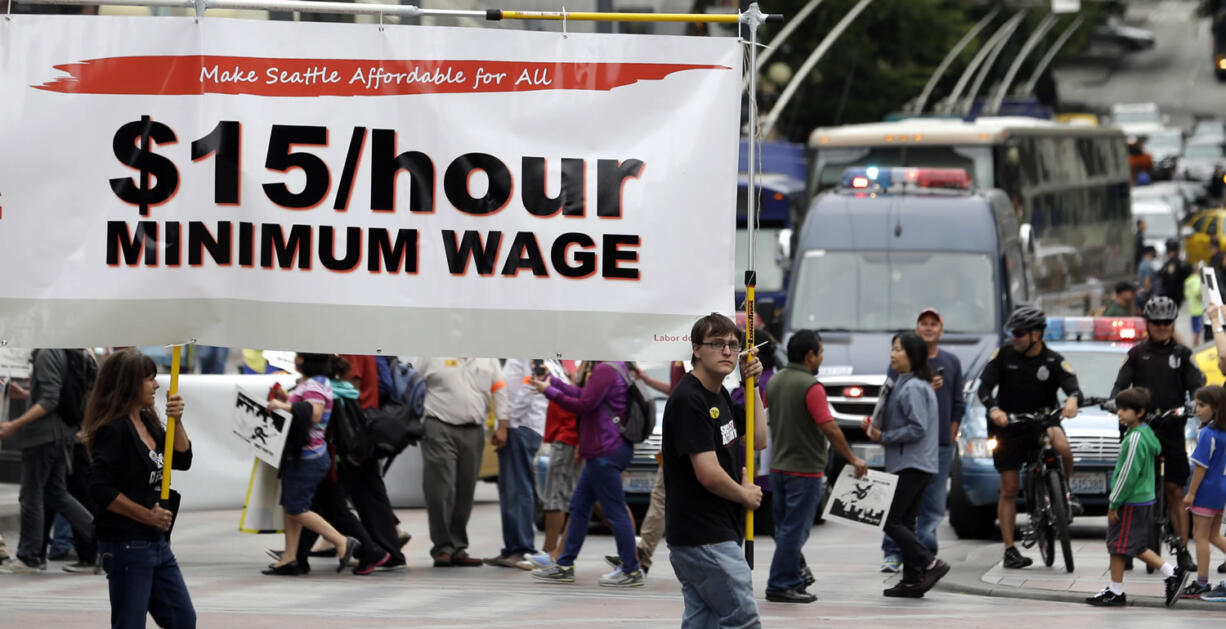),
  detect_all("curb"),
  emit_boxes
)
[935,544,1223,612]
